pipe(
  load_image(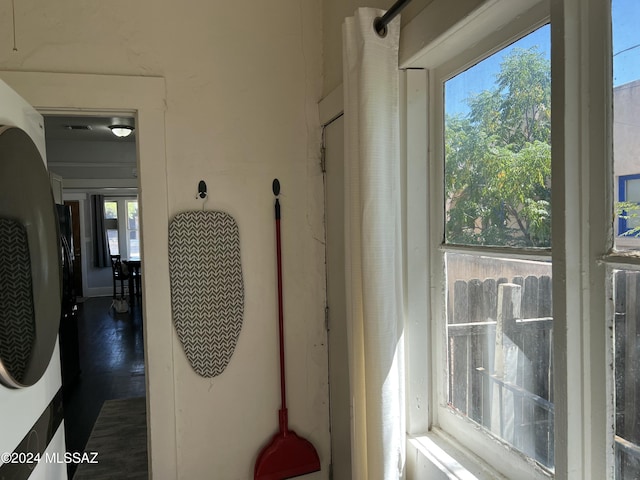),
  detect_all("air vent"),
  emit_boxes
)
[63,125,92,131]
